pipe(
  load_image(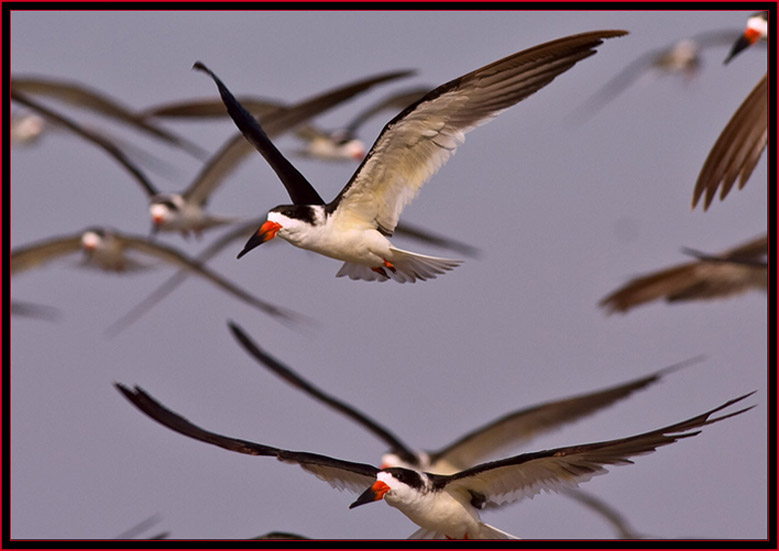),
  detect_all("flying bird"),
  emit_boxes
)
[227,321,699,538]
[194,30,628,282]
[10,111,46,144]
[599,234,767,314]
[10,227,299,324]
[13,71,413,236]
[107,214,480,335]
[569,28,747,122]
[692,11,768,210]
[115,383,753,539]
[292,86,431,161]
[11,76,208,158]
